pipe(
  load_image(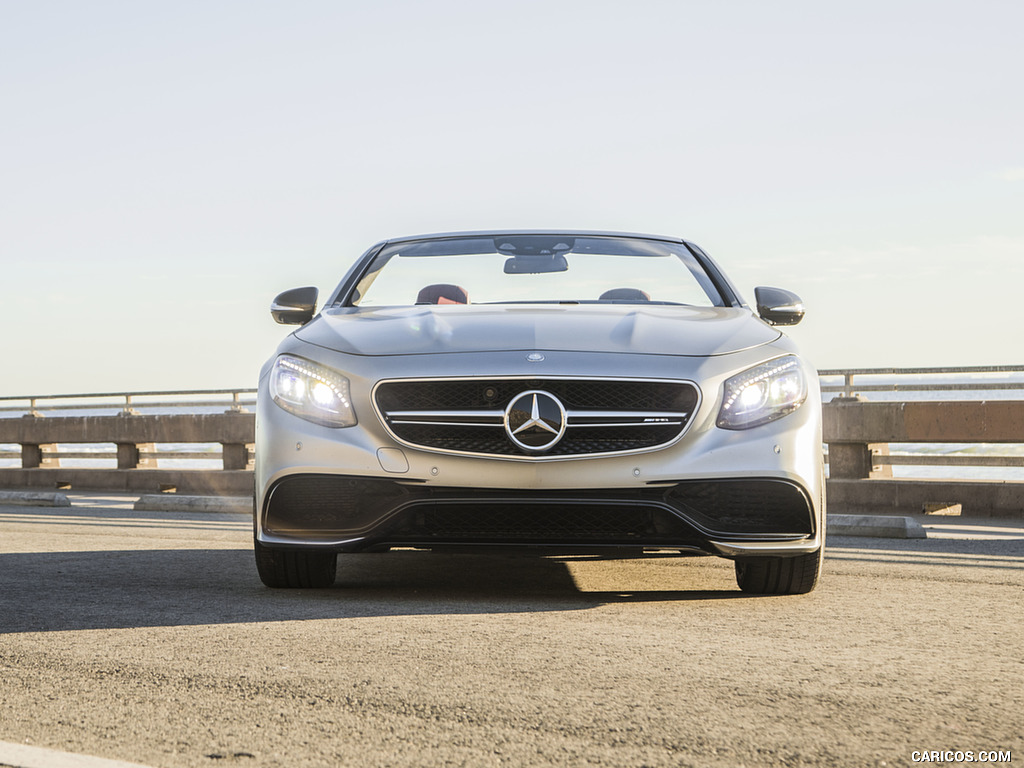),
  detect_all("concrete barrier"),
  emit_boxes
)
[0,490,71,507]
[826,514,927,539]
[824,398,1024,518]
[0,468,253,497]
[827,478,1024,519]
[0,412,254,496]
[134,495,252,514]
